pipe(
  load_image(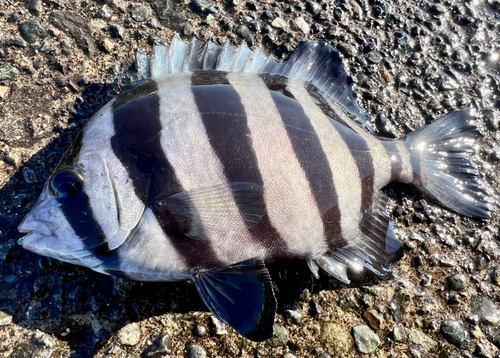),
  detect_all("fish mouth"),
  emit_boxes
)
[18,217,56,250]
